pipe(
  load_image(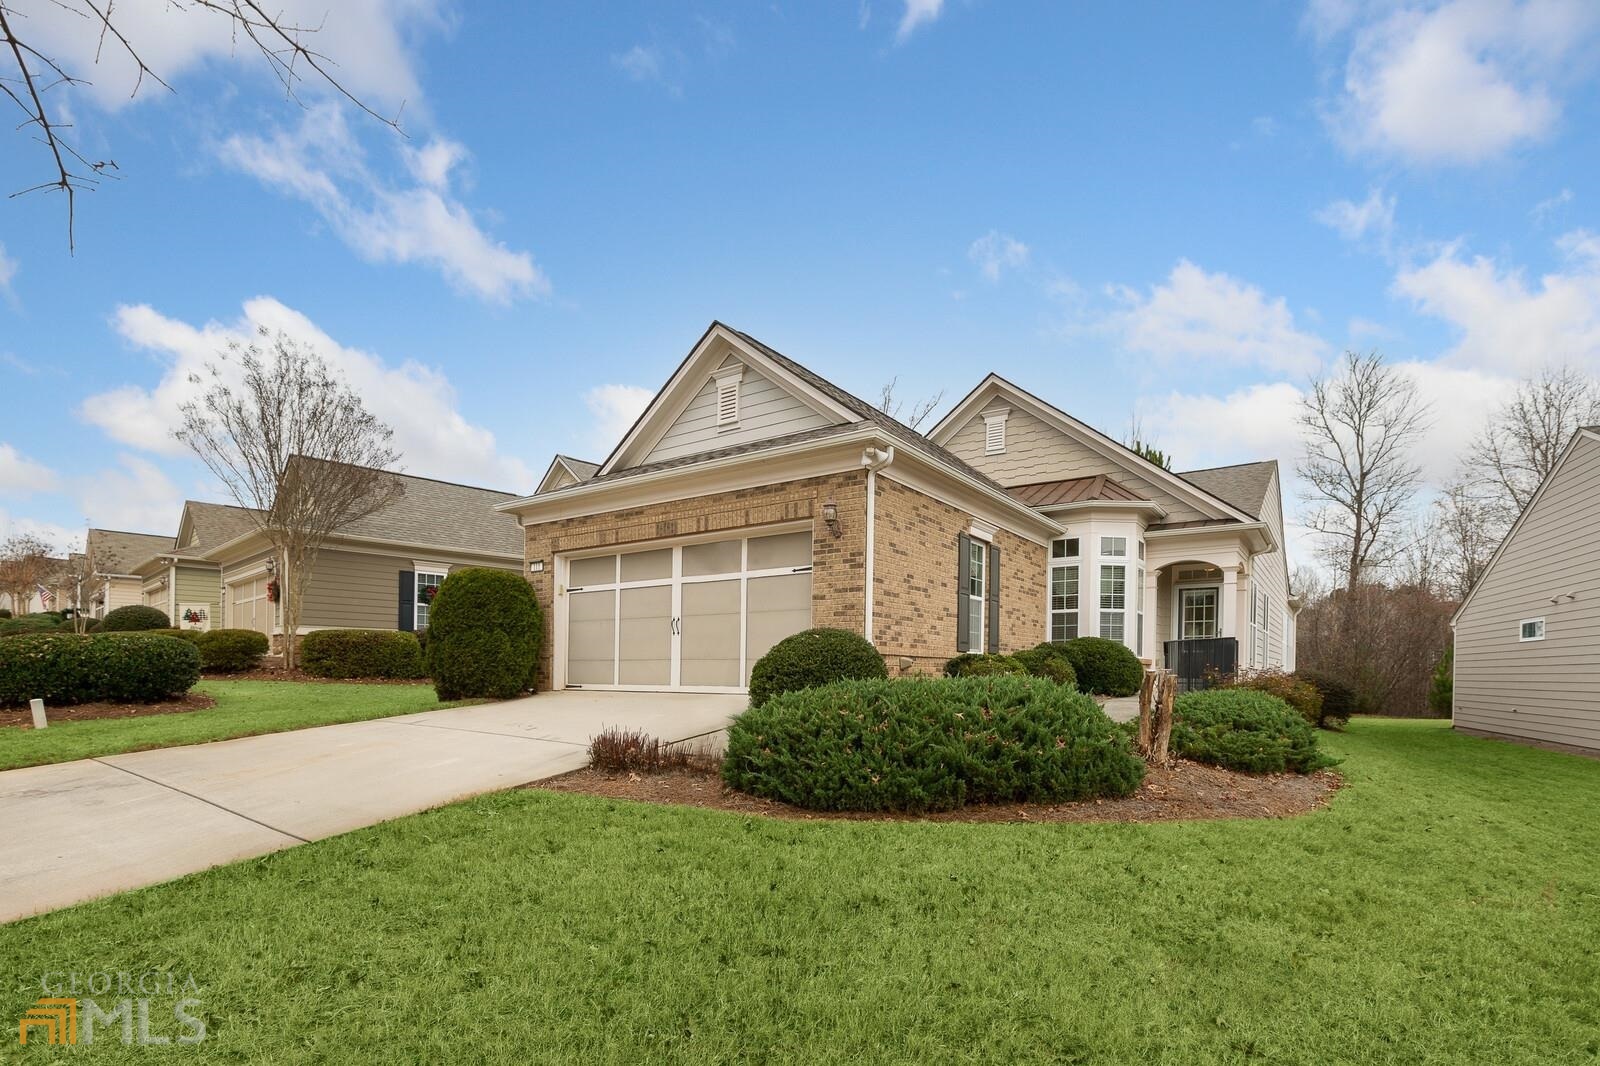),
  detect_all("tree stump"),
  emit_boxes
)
[1137,670,1156,754]
[1151,670,1175,765]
